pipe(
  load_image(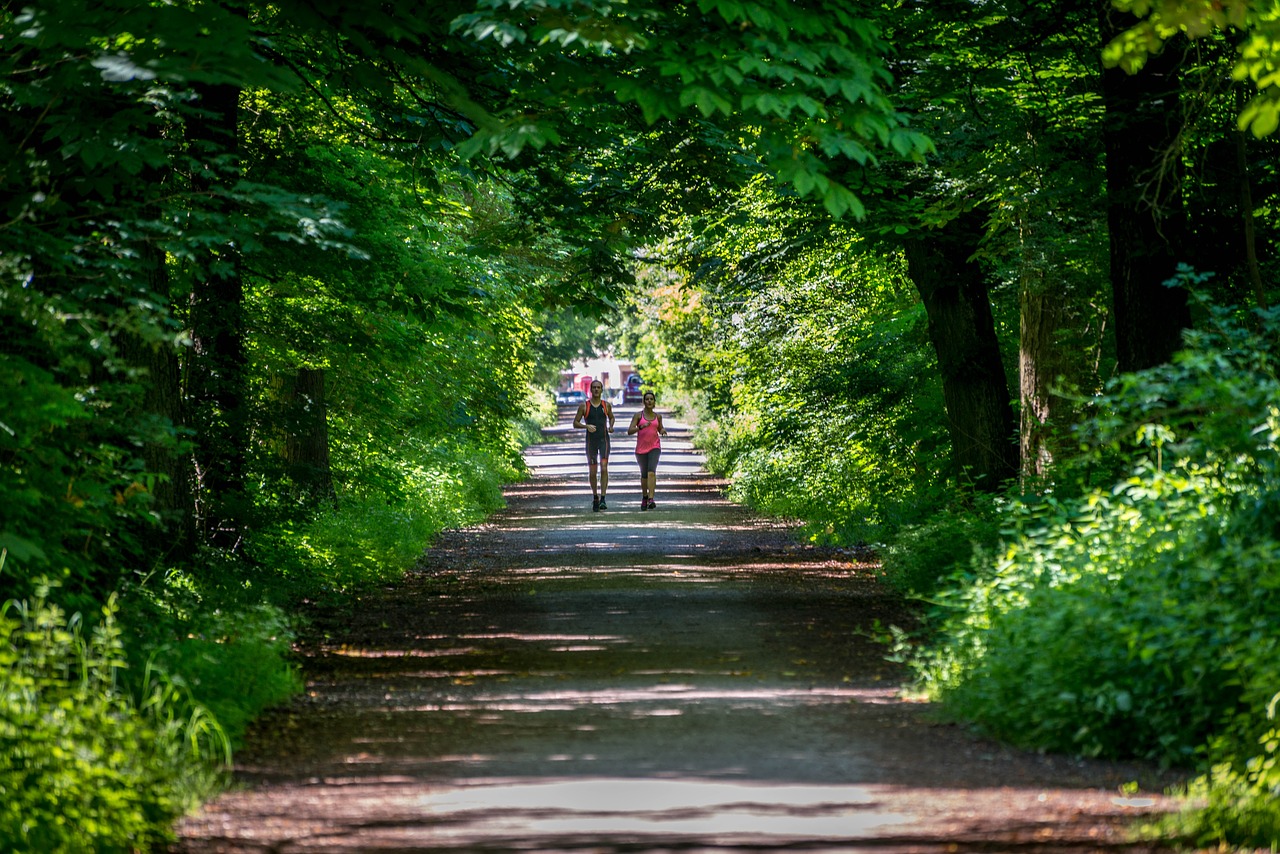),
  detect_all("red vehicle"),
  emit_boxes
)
[623,374,644,403]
